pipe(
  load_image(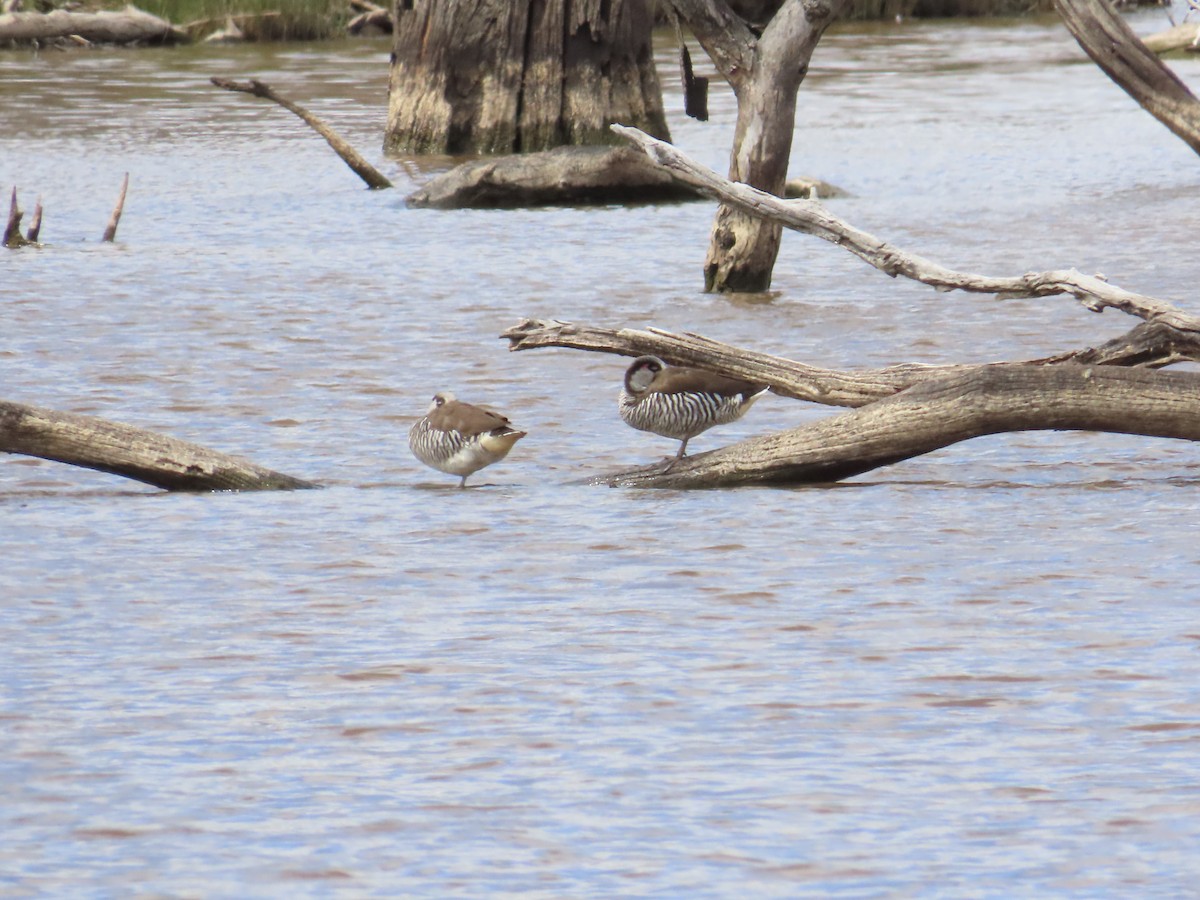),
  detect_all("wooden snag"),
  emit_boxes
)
[26,195,42,243]
[102,173,129,243]
[4,186,31,248]
[209,77,393,190]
